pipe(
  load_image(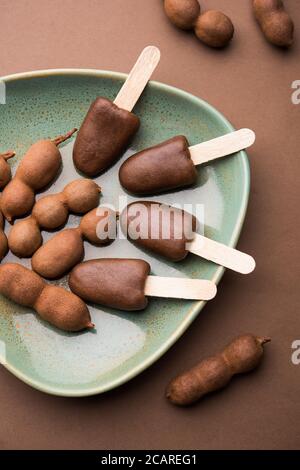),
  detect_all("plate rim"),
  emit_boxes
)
[0,68,250,396]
